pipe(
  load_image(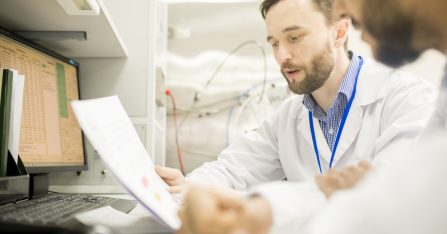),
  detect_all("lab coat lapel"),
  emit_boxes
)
[330,58,387,166]
[297,108,332,164]
[331,100,363,166]
[297,57,388,168]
